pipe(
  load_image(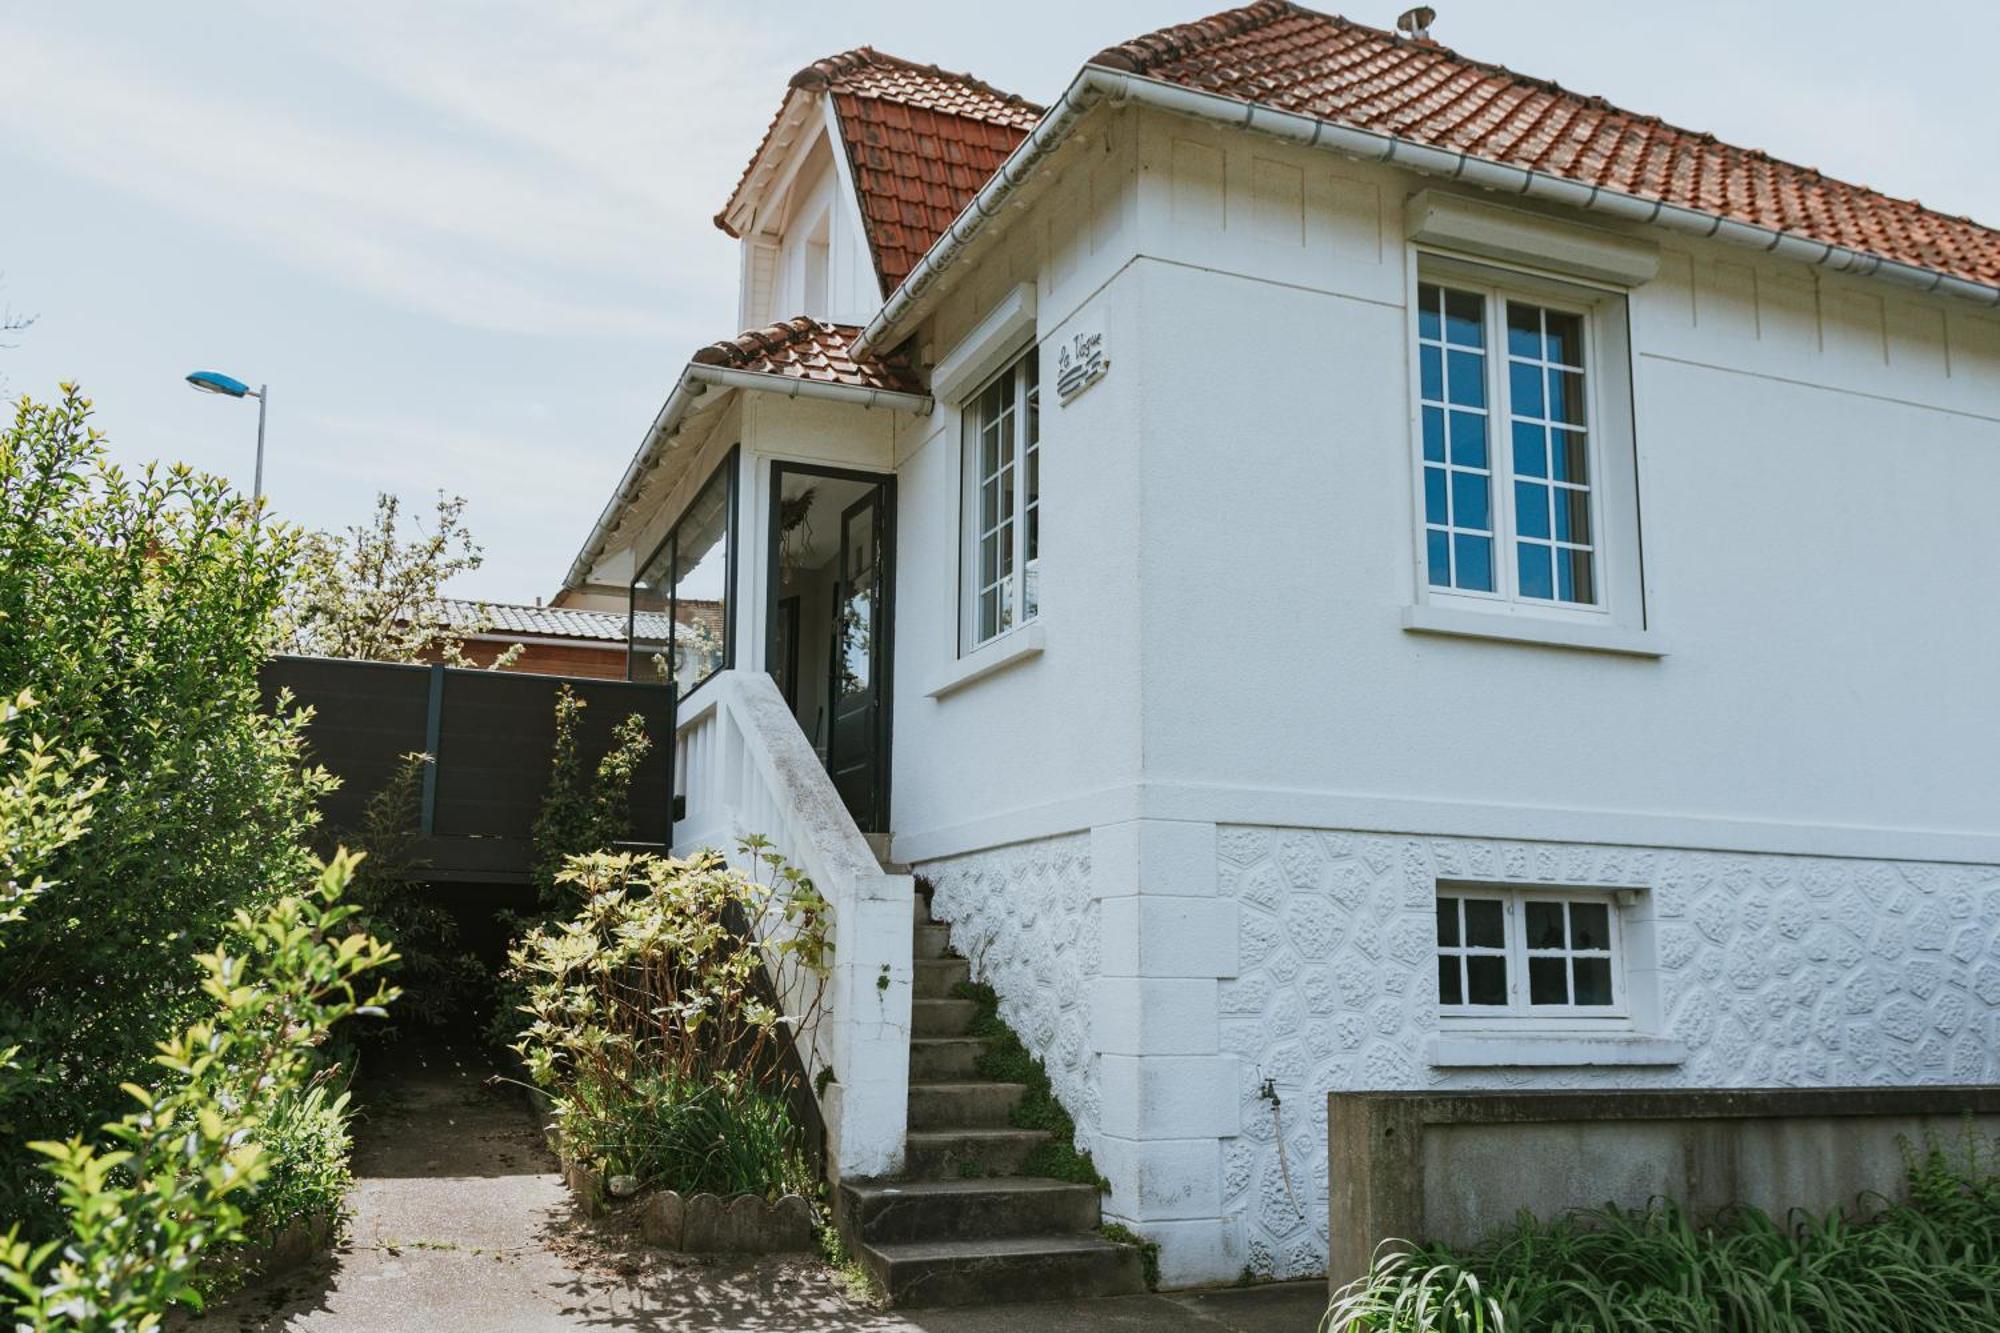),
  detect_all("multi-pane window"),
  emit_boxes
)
[1418,280,1599,609]
[1436,887,1623,1019]
[630,453,735,696]
[964,347,1040,651]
